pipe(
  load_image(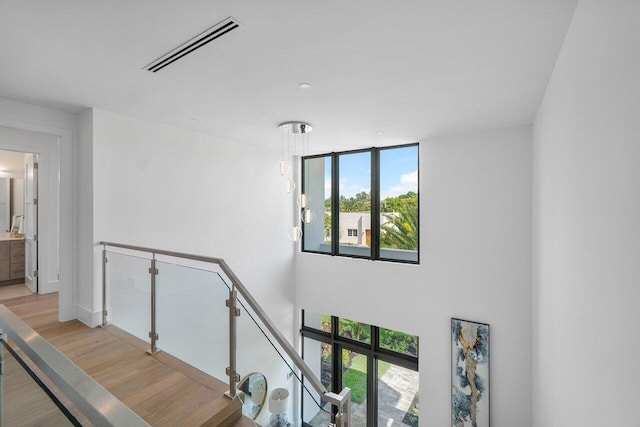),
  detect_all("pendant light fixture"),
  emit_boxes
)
[278,121,315,241]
